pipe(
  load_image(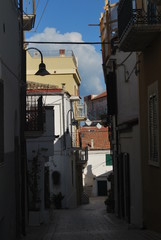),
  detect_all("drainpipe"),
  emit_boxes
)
[110,61,120,218]
[19,0,26,236]
[115,115,120,217]
[114,61,121,219]
[62,92,66,150]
